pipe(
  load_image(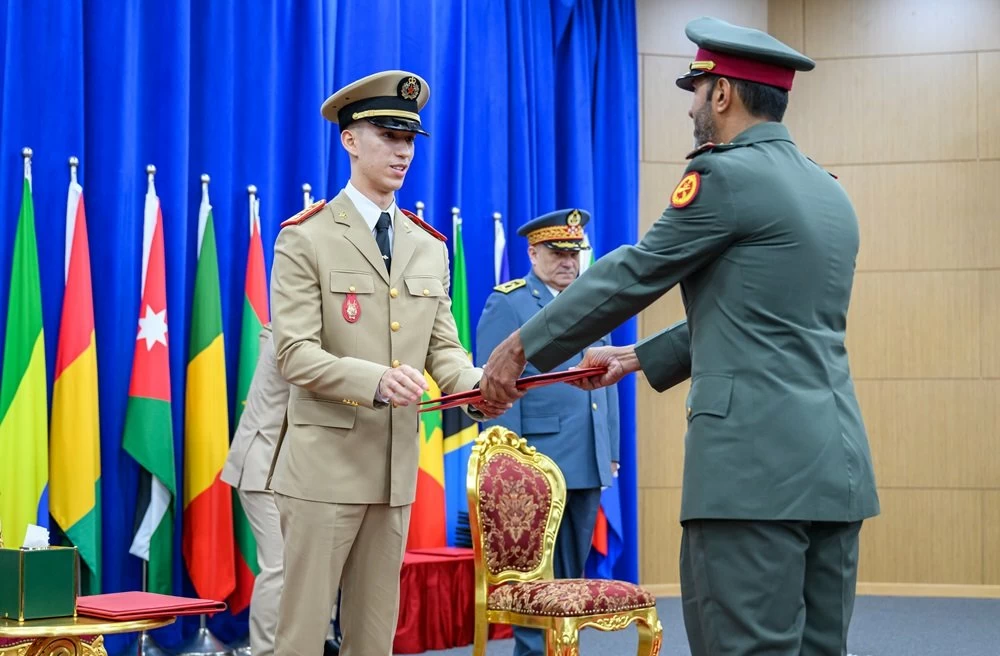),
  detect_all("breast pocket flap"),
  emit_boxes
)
[289,398,358,429]
[686,374,734,420]
[404,277,446,298]
[330,271,375,294]
[521,415,561,435]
